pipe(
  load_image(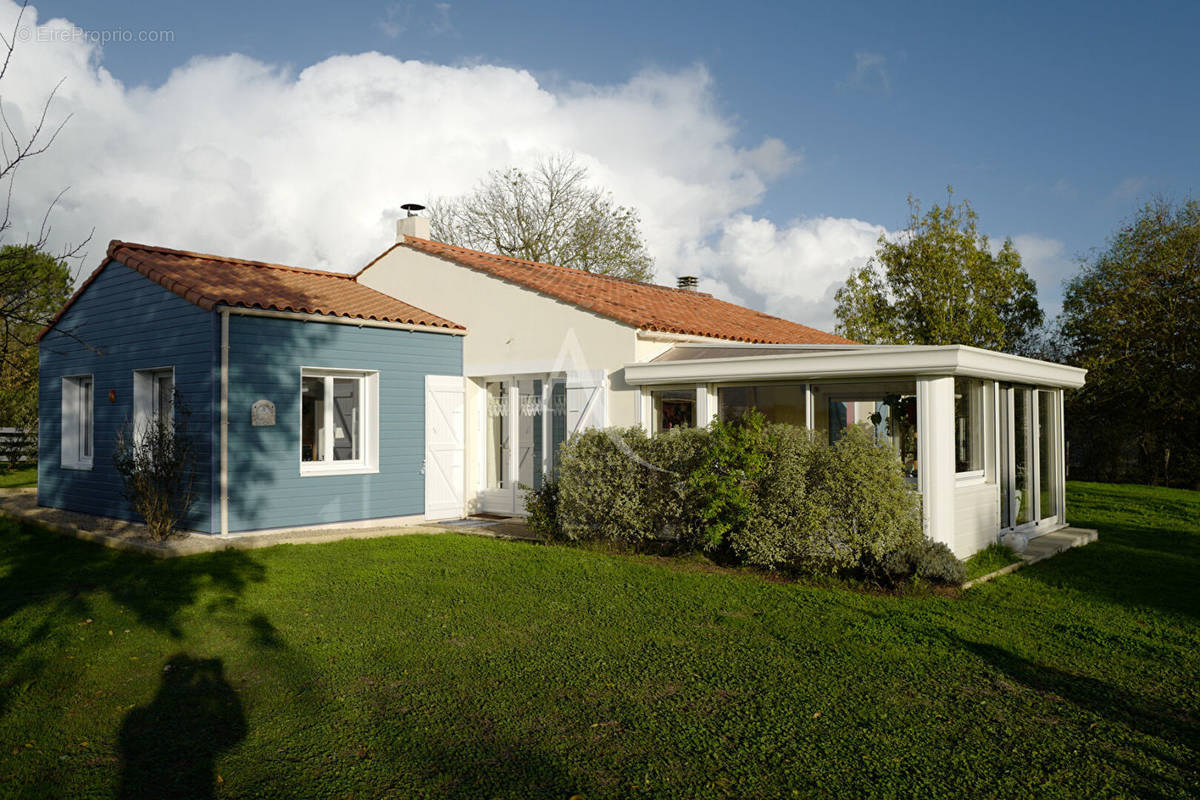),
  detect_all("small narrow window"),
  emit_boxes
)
[954,378,985,474]
[300,369,378,475]
[61,375,94,469]
[135,368,175,440]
